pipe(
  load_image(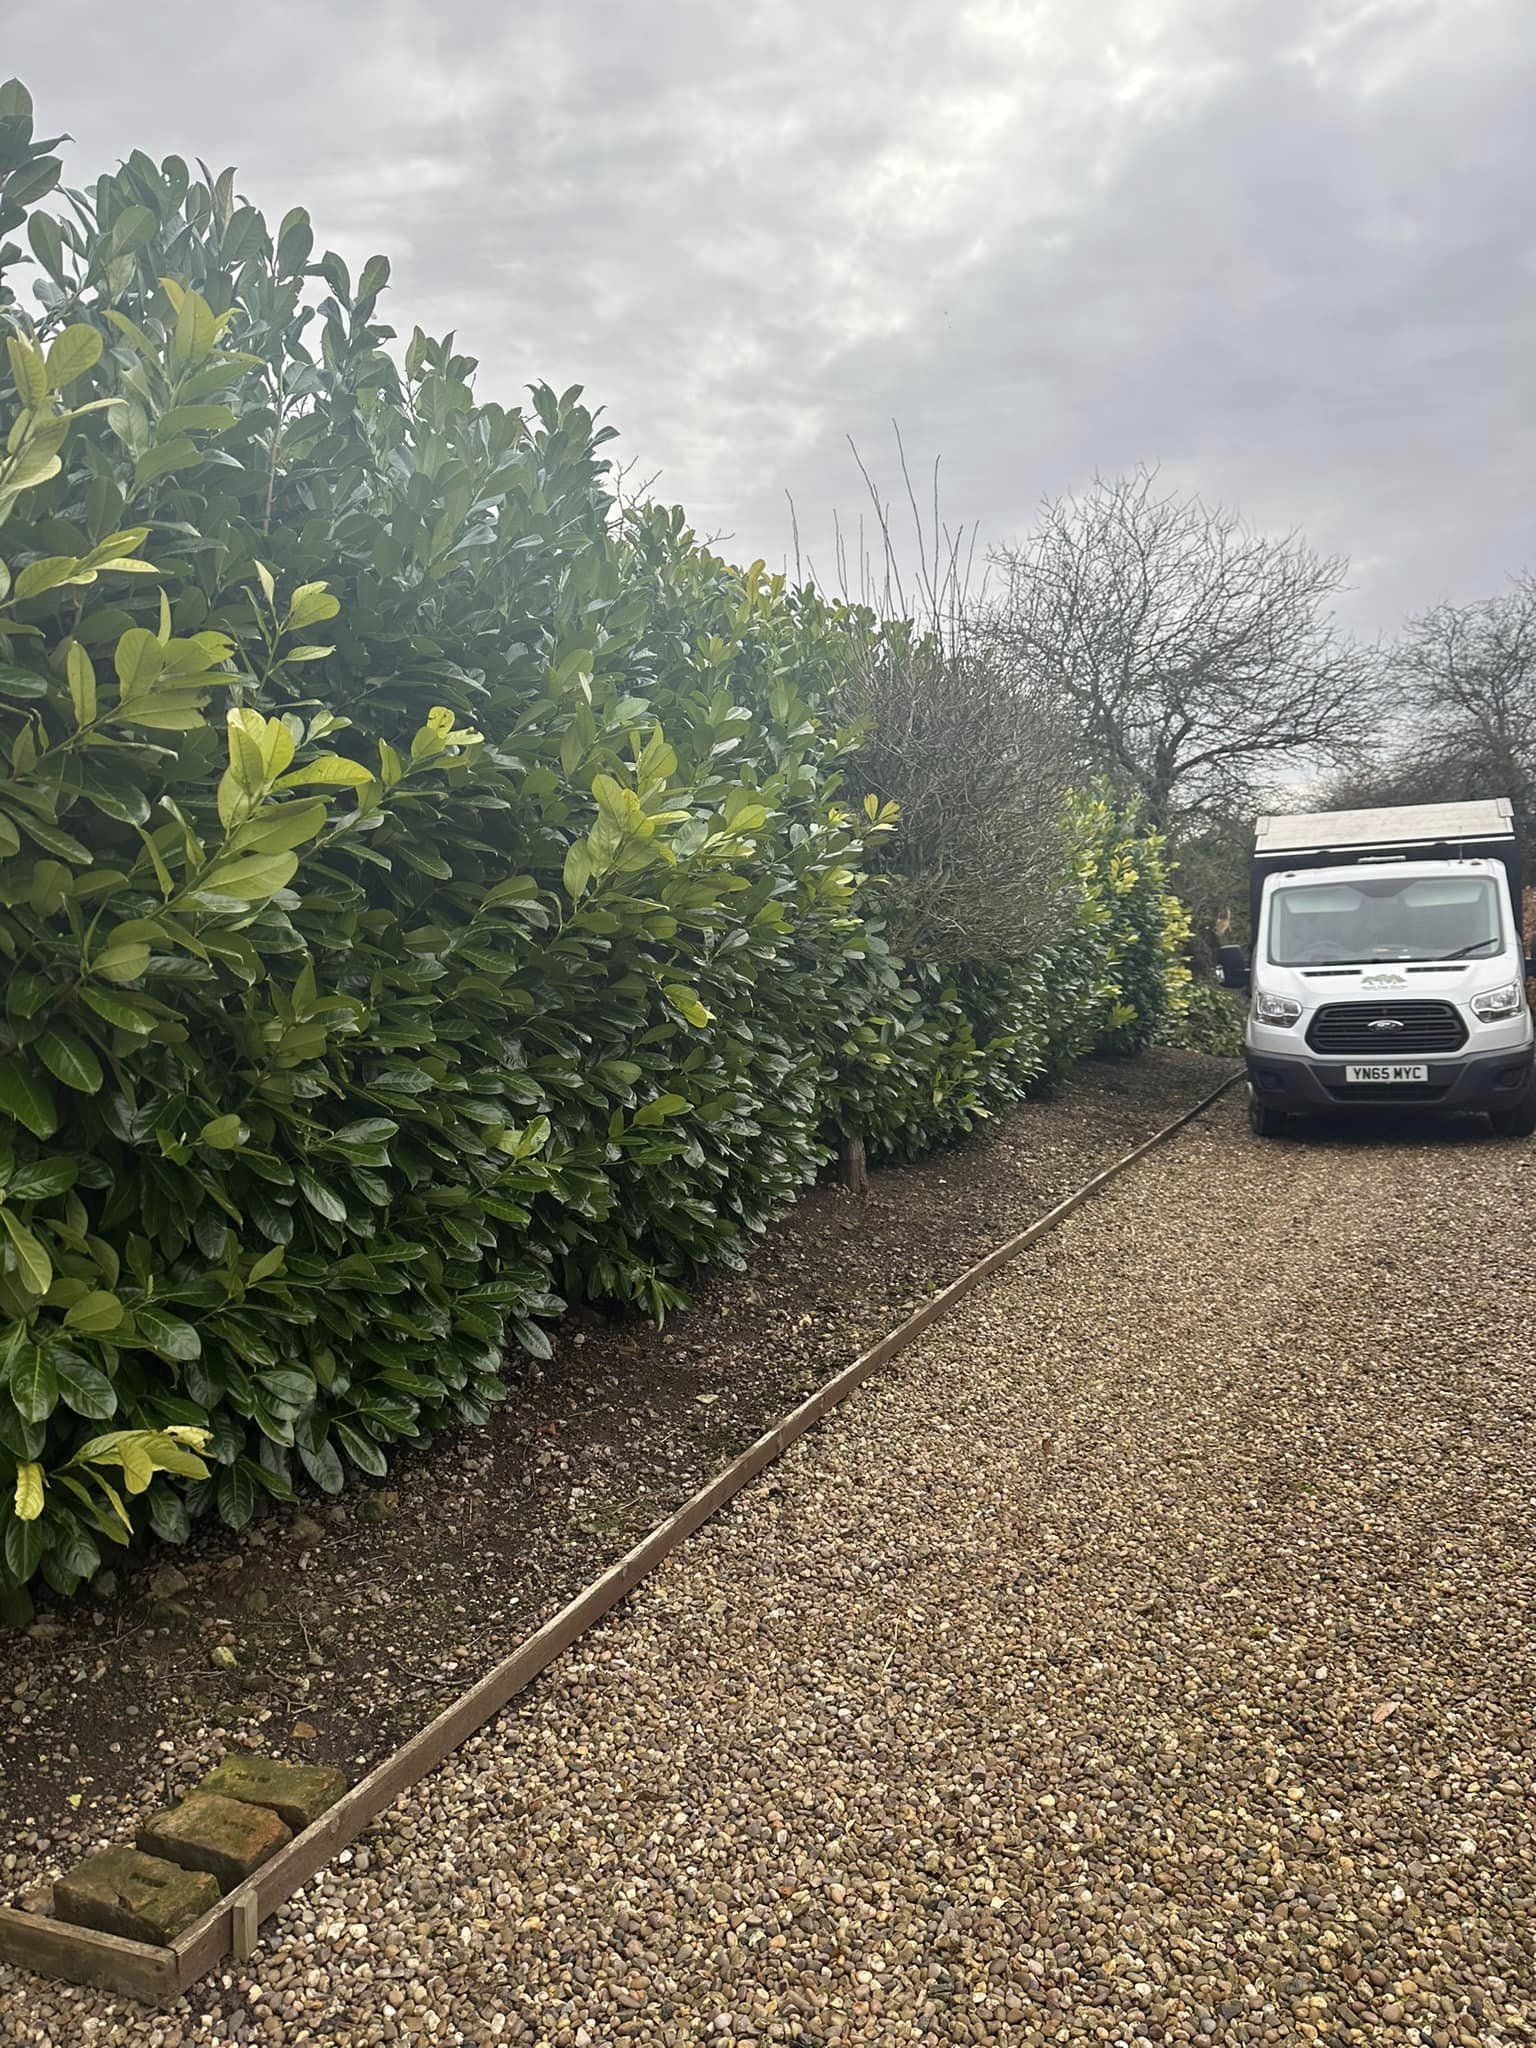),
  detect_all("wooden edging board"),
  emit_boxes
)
[0,1069,1239,2006]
